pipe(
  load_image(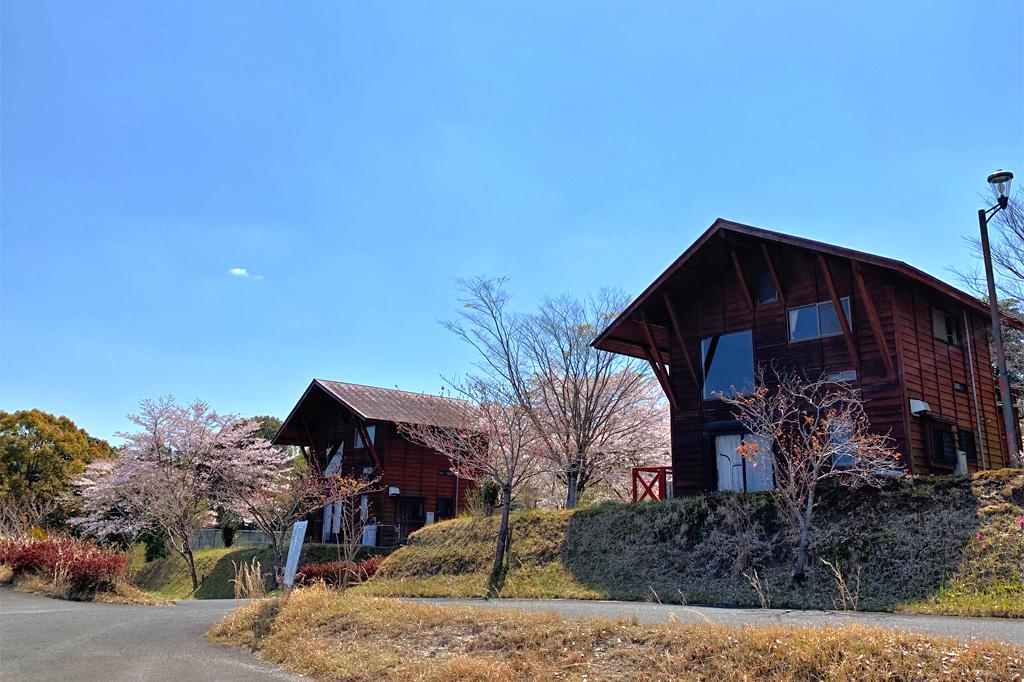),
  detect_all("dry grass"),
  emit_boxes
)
[11,573,169,605]
[365,471,1024,617]
[209,585,1024,681]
